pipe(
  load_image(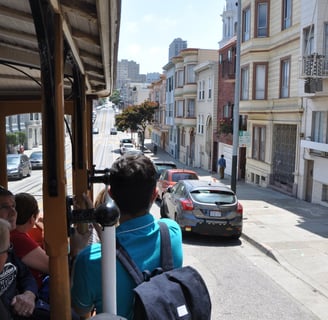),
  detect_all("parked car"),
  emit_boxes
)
[120,143,136,155]
[160,179,243,238]
[119,138,133,147]
[29,151,43,169]
[110,127,117,135]
[152,160,177,179]
[93,127,99,134]
[156,168,199,200]
[7,154,32,180]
